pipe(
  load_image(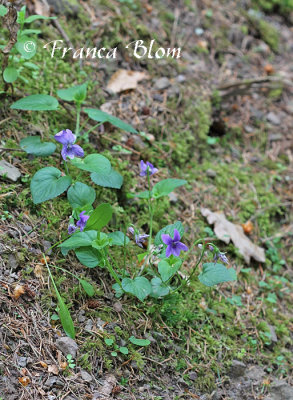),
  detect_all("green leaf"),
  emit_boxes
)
[119,347,129,355]
[86,203,113,231]
[20,136,56,156]
[30,167,71,204]
[0,5,8,16]
[150,277,170,298]
[108,231,129,246]
[91,169,123,189]
[67,182,96,209]
[57,295,75,338]
[127,190,150,199]
[155,221,184,246]
[75,246,101,268]
[20,29,41,36]
[11,94,59,111]
[158,259,182,282]
[152,179,187,199]
[79,279,94,296]
[111,351,118,356]
[122,277,151,301]
[3,67,18,83]
[129,336,150,347]
[84,108,137,133]
[60,231,97,250]
[15,36,37,59]
[105,338,114,346]
[112,283,124,298]
[198,263,237,287]
[71,154,111,174]
[57,83,87,103]
[24,15,57,23]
